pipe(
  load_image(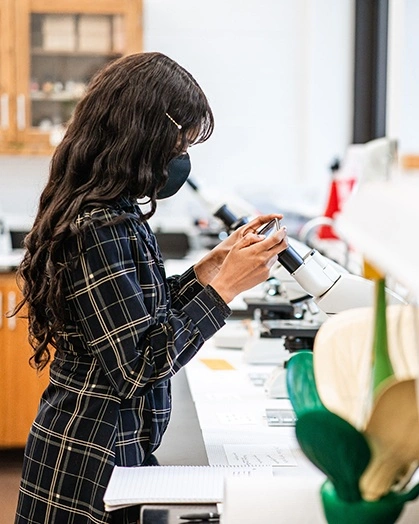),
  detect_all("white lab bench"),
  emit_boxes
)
[137,333,325,524]
[139,331,419,524]
[125,255,419,523]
